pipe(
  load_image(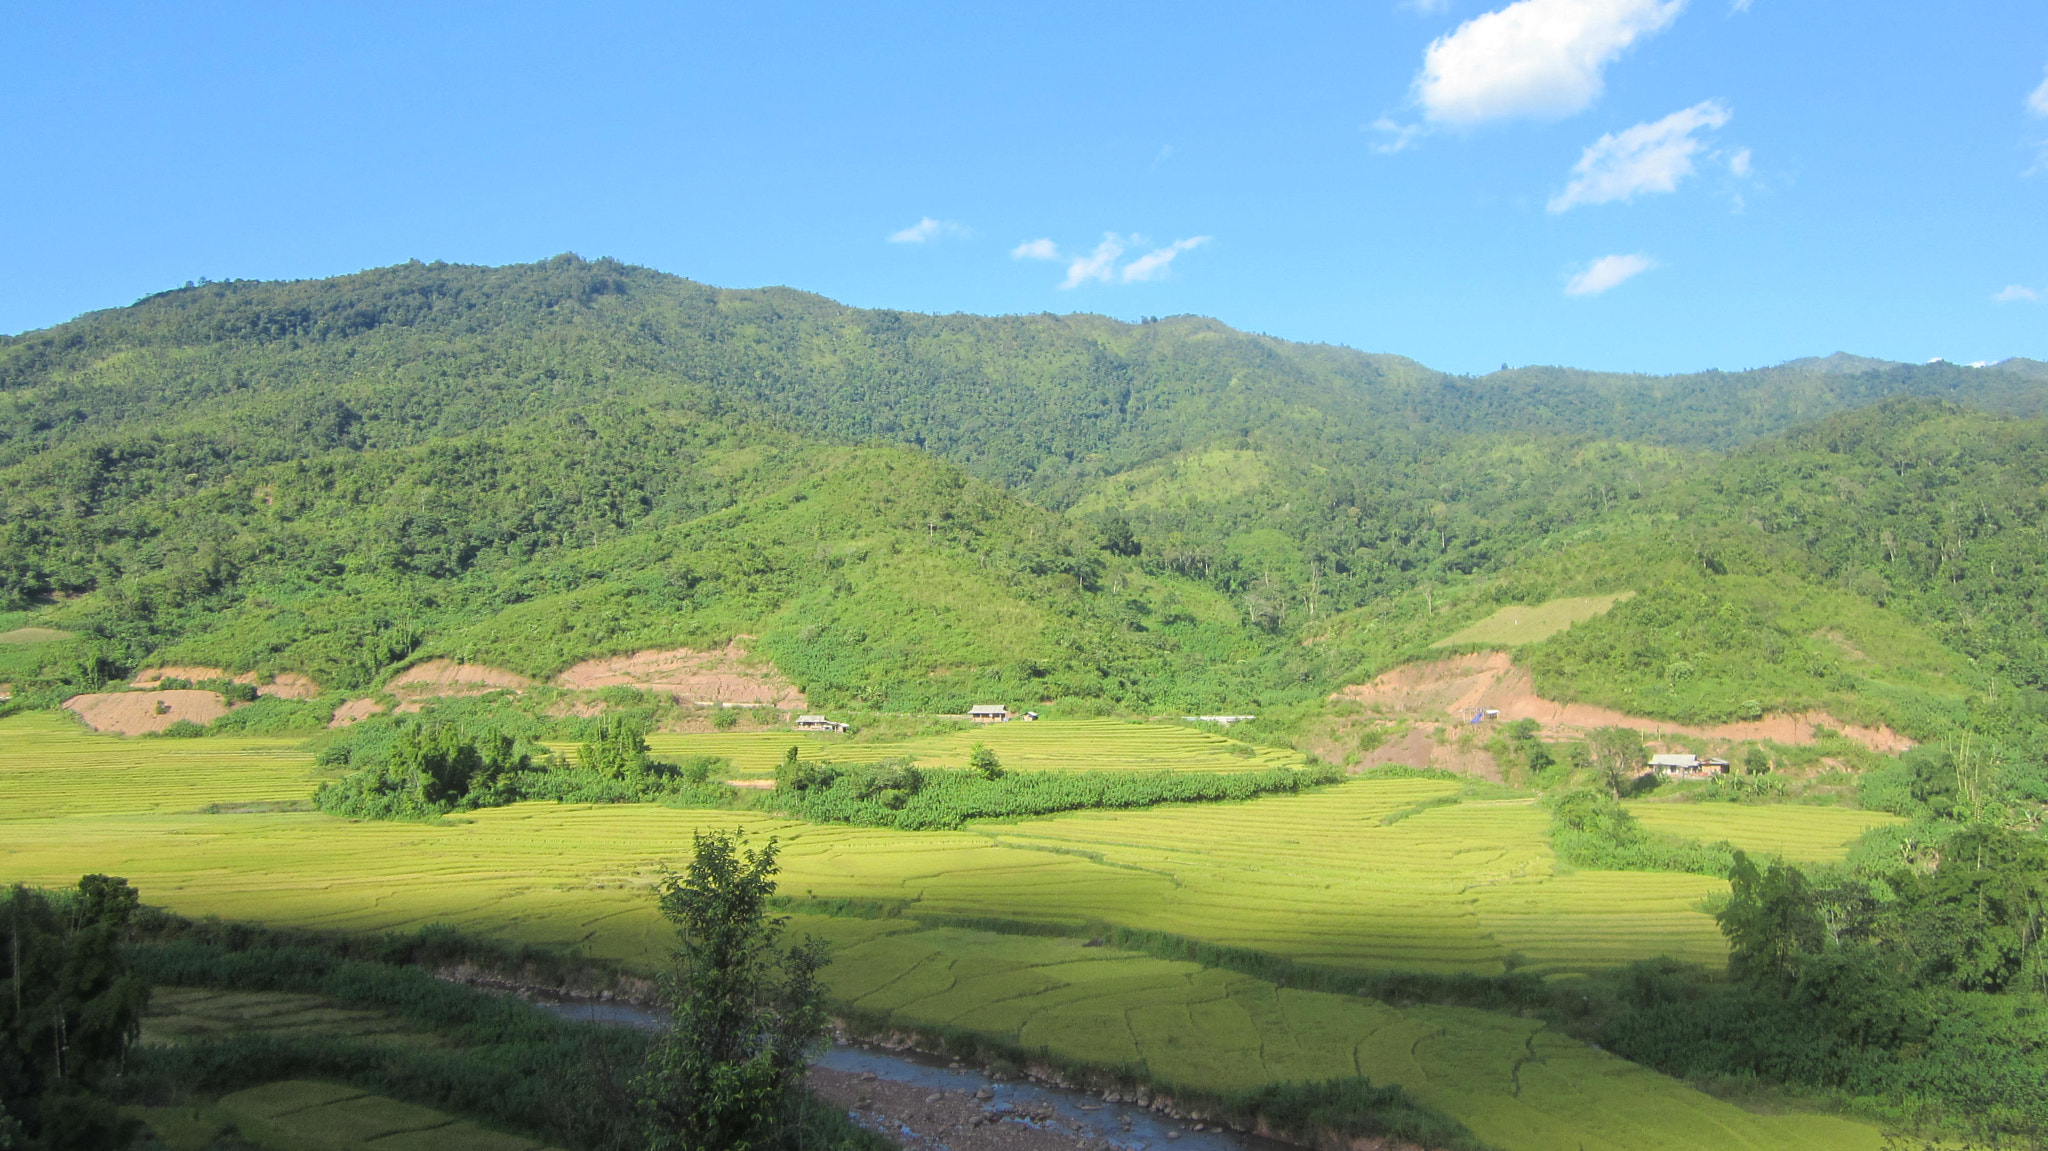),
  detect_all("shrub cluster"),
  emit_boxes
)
[1545,788,1737,875]
[313,717,736,821]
